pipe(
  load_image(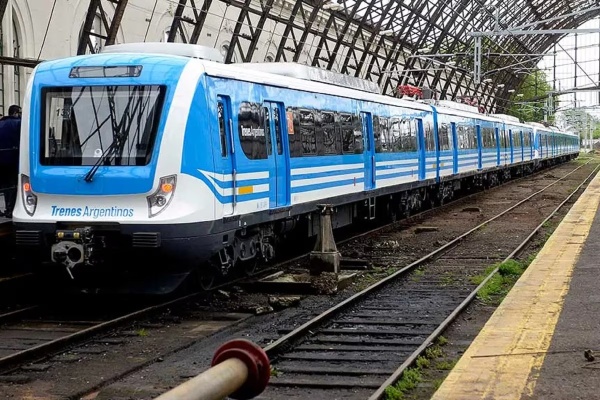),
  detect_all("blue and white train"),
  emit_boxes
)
[12,43,579,285]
